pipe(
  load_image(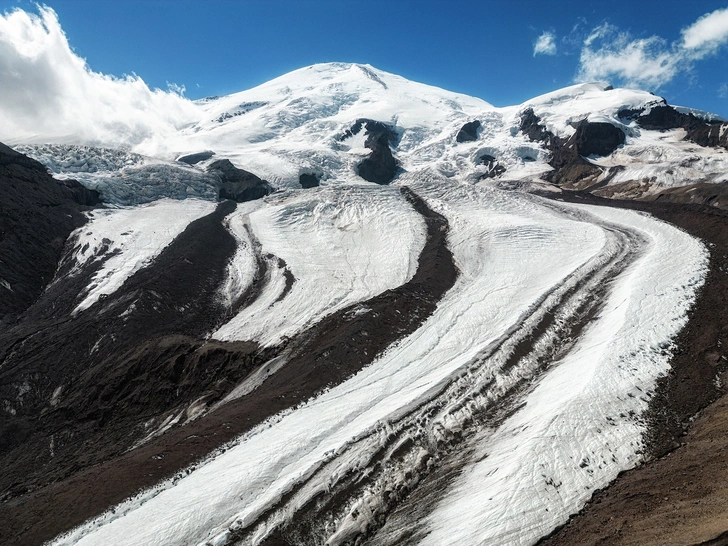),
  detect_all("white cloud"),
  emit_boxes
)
[719,82,728,98]
[681,7,728,54]
[534,31,557,56]
[0,7,200,154]
[577,24,679,89]
[576,8,728,90]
